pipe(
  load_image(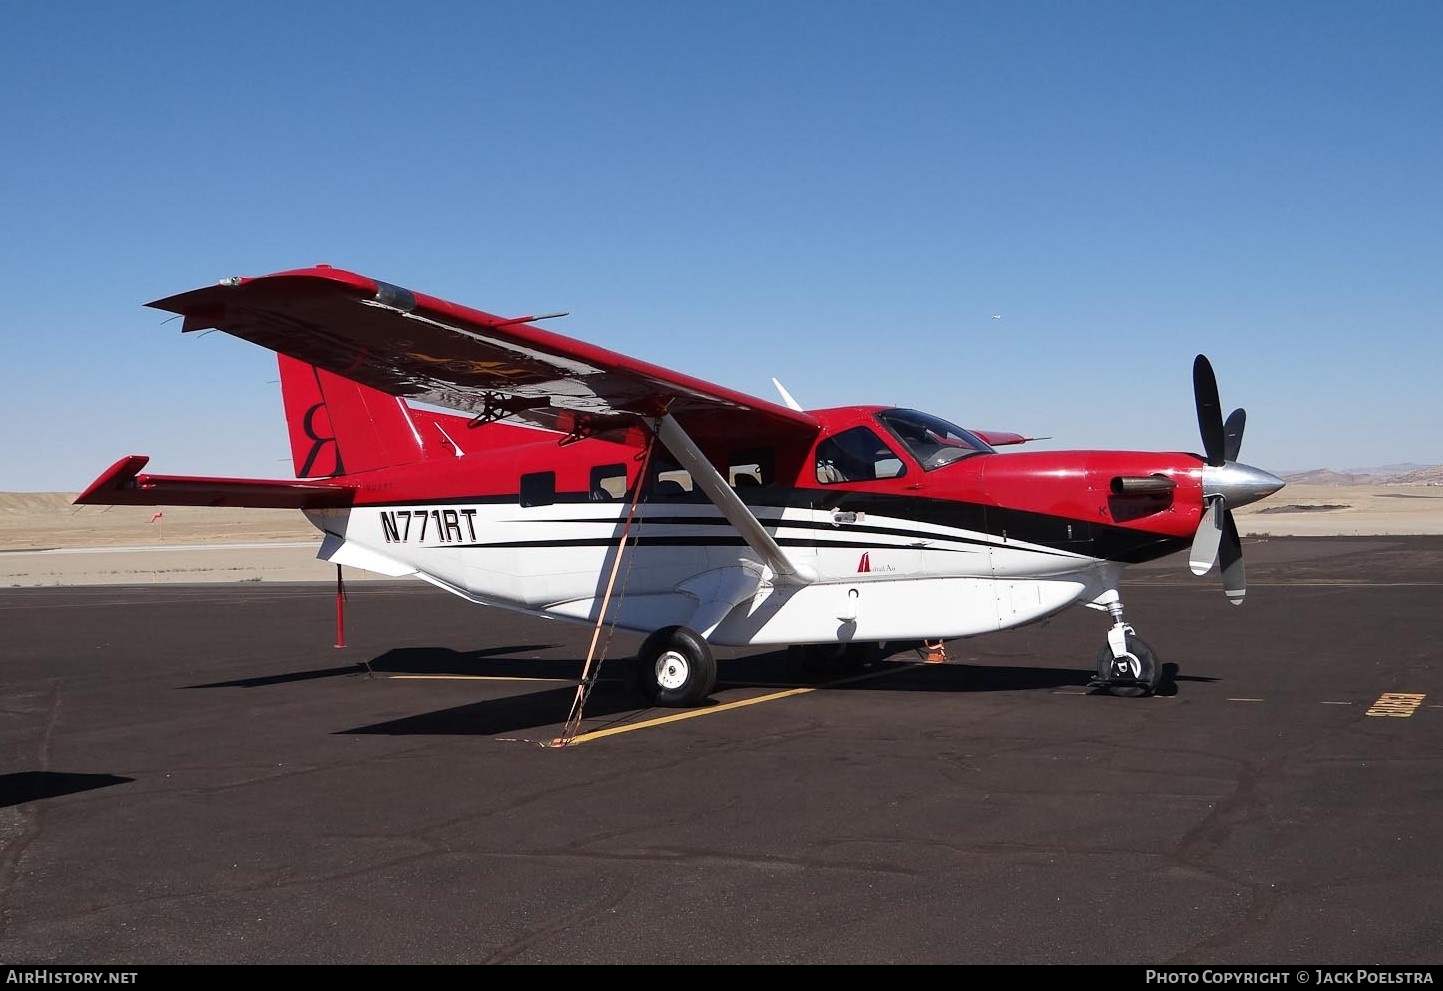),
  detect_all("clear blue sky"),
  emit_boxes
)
[2,1,1439,492]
